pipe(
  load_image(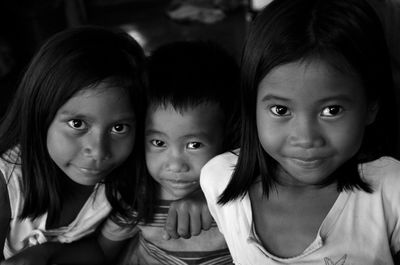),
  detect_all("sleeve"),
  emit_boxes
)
[200,161,223,235]
[200,151,237,236]
[100,215,139,242]
[0,170,11,260]
[379,157,400,253]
